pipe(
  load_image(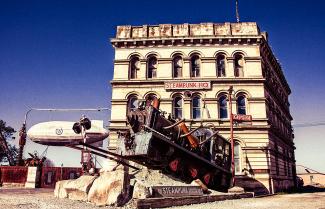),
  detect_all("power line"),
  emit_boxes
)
[292,121,325,128]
